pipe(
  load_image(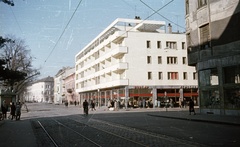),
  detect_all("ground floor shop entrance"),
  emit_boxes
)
[78,85,198,109]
